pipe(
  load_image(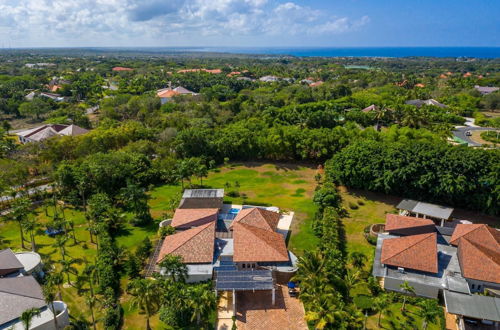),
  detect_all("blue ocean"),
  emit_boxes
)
[182,47,500,58]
